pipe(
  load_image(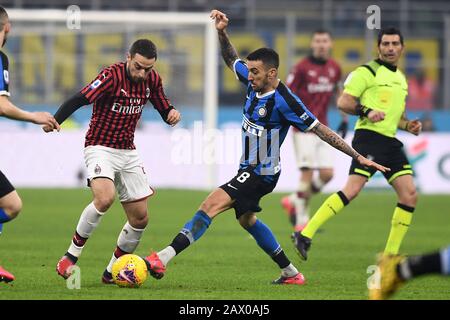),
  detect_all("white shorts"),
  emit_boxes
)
[84,145,154,203]
[292,131,334,169]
